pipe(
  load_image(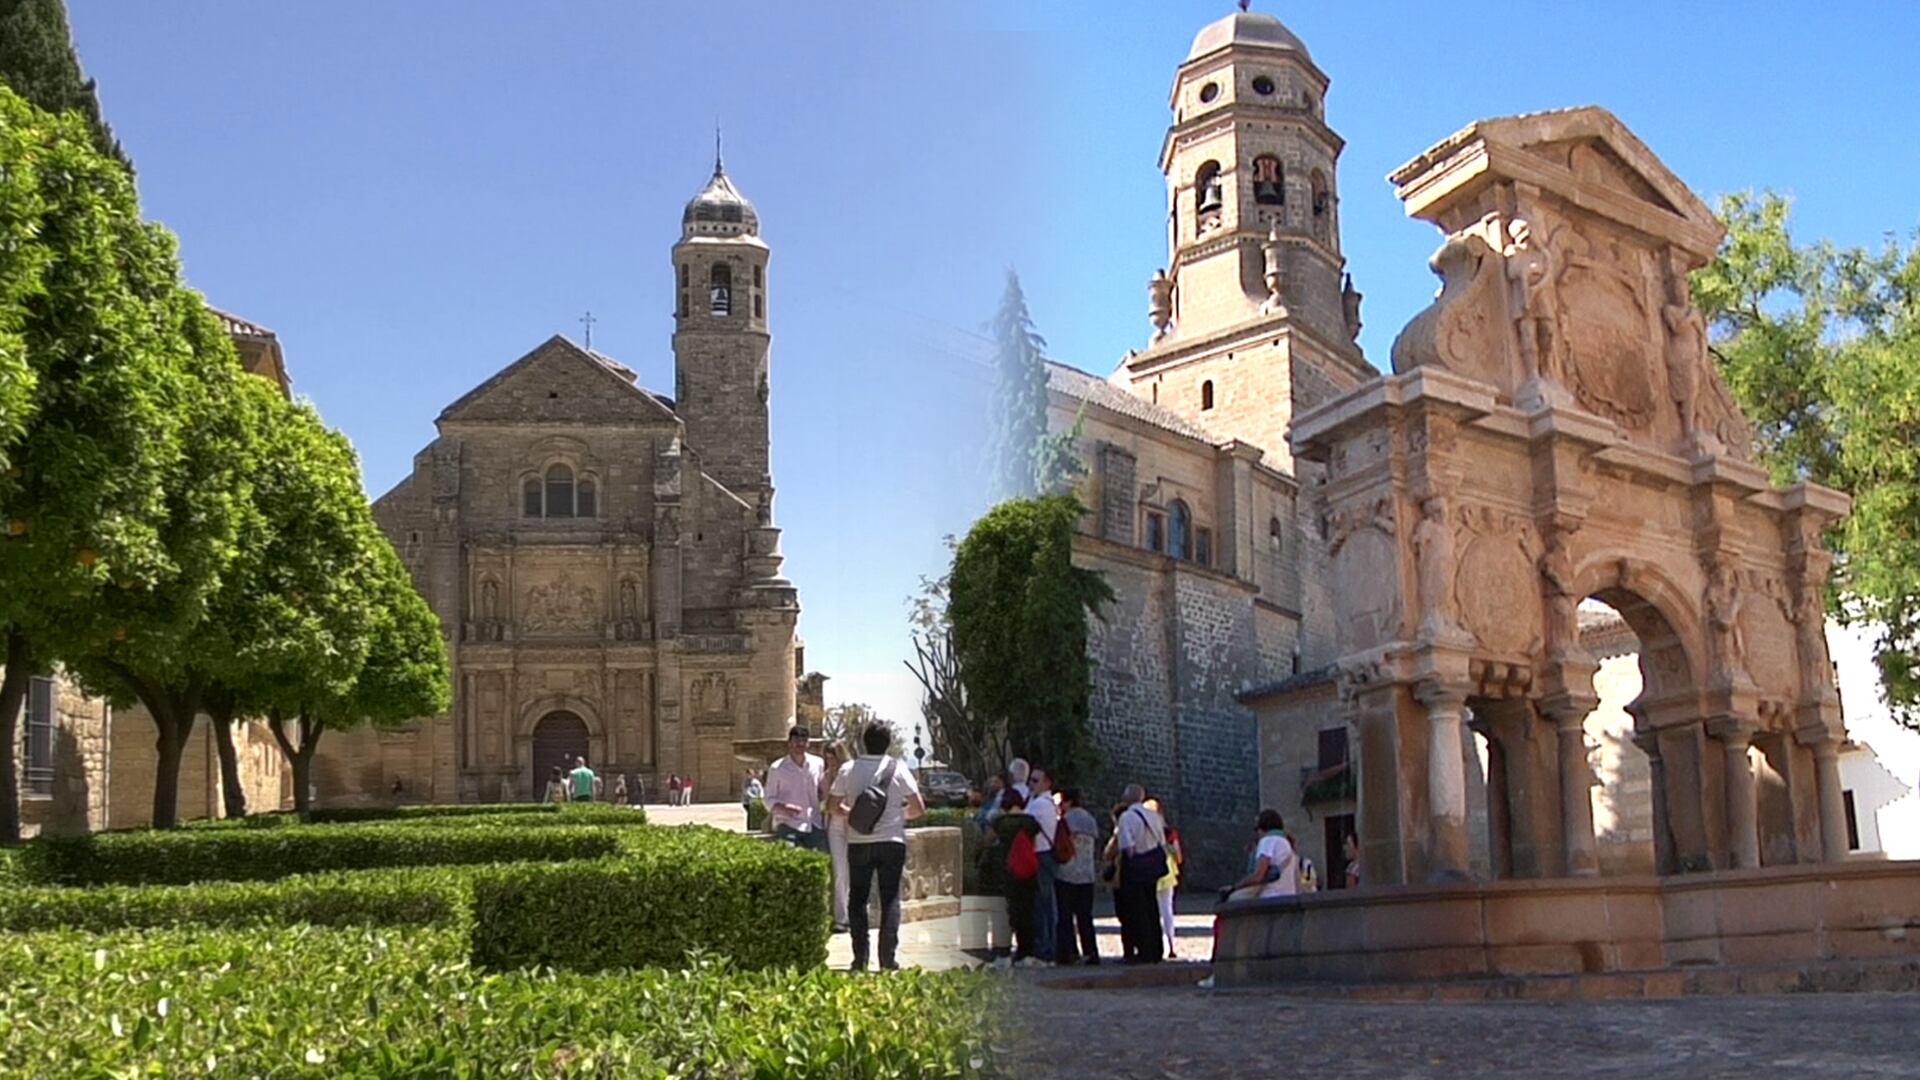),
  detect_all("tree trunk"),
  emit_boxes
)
[0,628,33,845]
[150,708,189,829]
[206,689,246,819]
[270,713,323,818]
[143,687,200,830]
